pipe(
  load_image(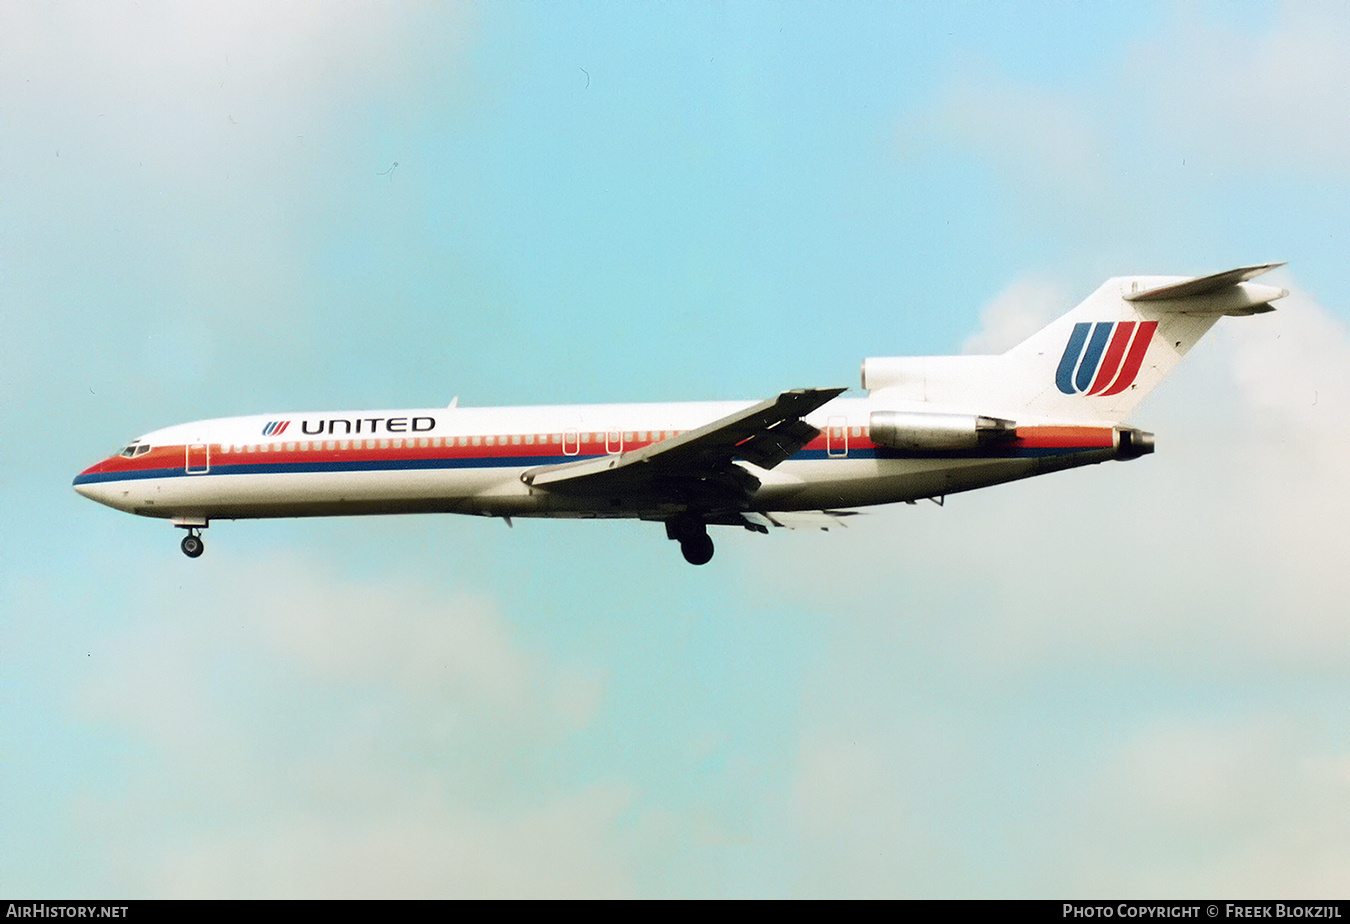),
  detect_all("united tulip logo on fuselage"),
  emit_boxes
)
[1055,320,1157,396]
